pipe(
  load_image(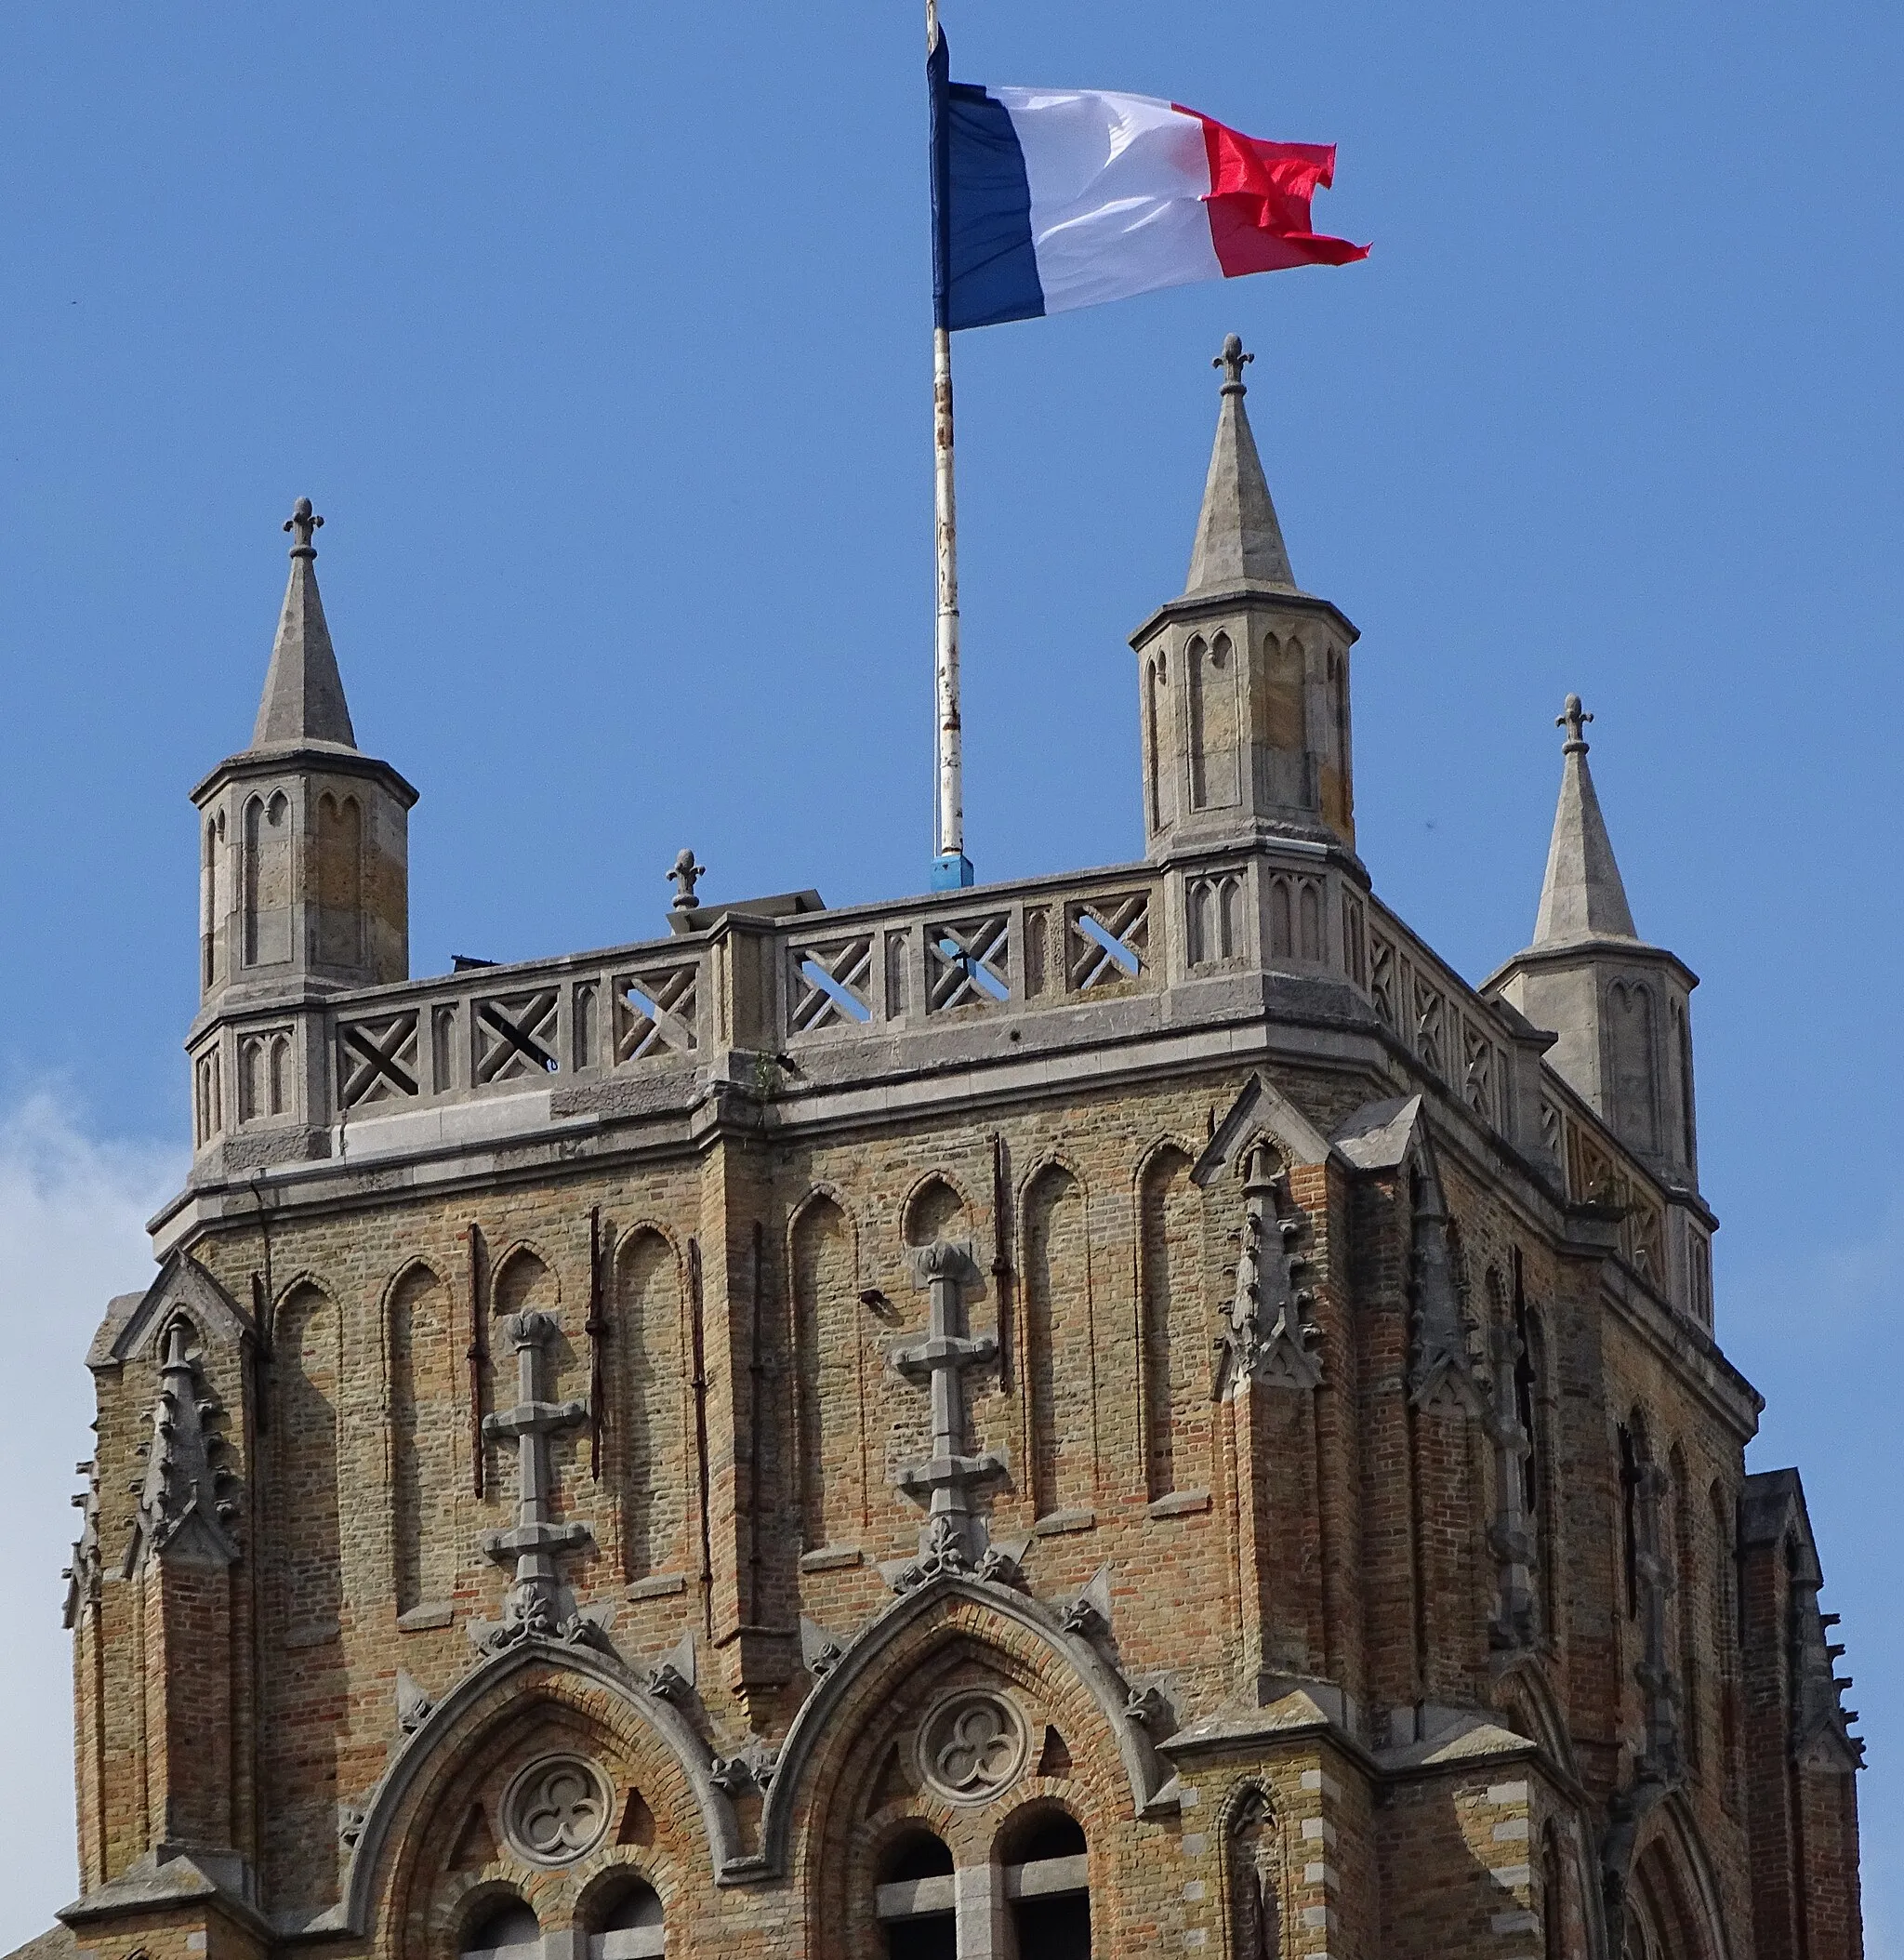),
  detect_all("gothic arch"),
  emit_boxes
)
[1490,1655,1581,1786]
[1539,1811,1596,1960]
[900,1169,973,1247]
[1018,1157,1096,1519]
[789,1187,867,1551]
[1216,1778,1289,1960]
[485,1245,582,1523]
[1131,1138,1203,1503]
[612,1225,686,1583]
[1523,1301,1561,1636]
[315,789,364,966]
[492,1241,562,1316]
[1626,1795,1734,1960]
[1668,1444,1701,1774]
[382,1255,452,1315]
[768,1575,1167,1887]
[383,1260,457,1617]
[1606,978,1660,1156]
[1187,630,1241,811]
[345,1644,739,1946]
[241,788,291,967]
[264,1278,348,1909]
